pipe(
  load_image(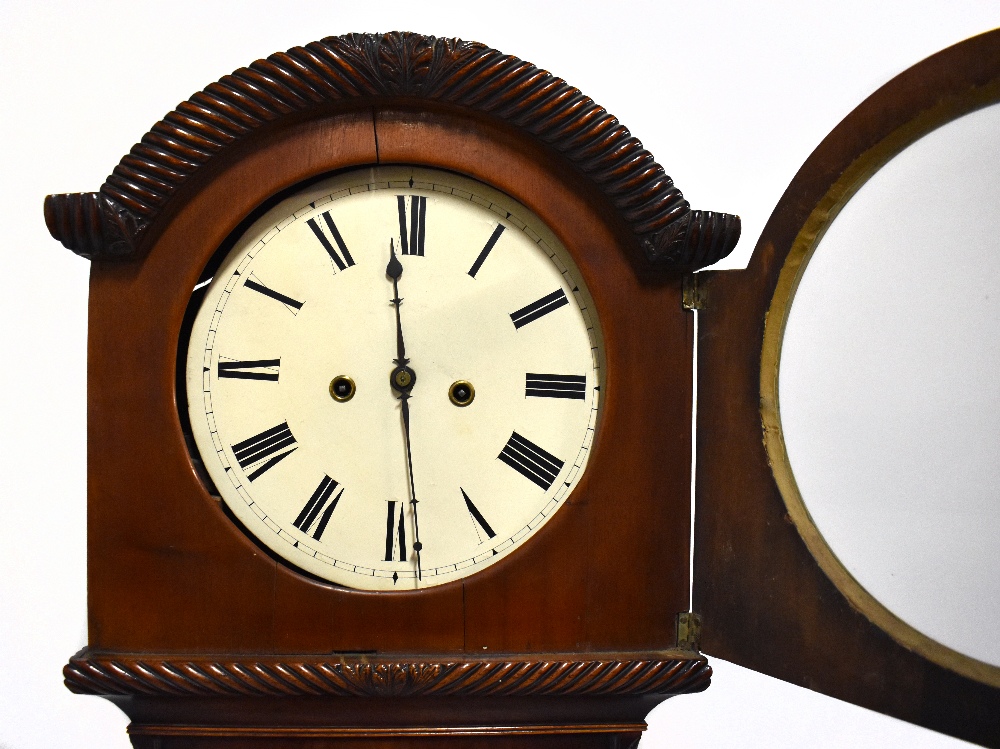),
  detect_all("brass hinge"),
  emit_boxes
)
[676,611,703,652]
[681,274,705,310]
